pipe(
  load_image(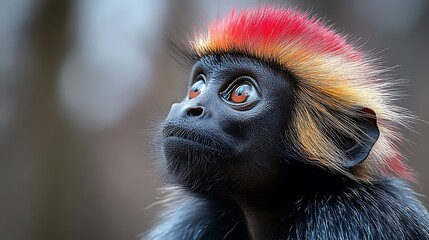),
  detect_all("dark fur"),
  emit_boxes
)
[147,173,429,239]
